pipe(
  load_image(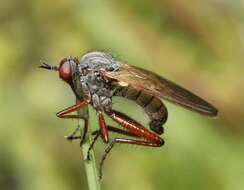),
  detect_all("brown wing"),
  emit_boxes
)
[104,63,218,116]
